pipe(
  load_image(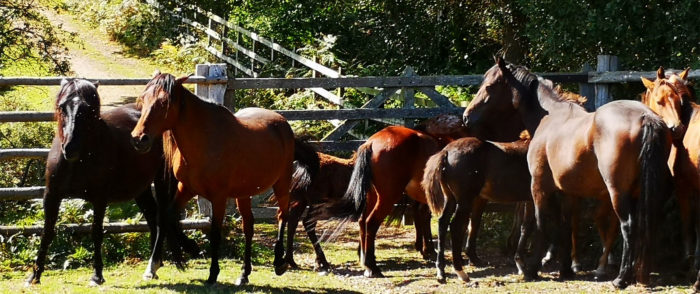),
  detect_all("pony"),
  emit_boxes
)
[283,150,435,273]
[130,73,319,285]
[324,114,469,279]
[25,79,195,286]
[463,57,672,289]
[641,67,698,268]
